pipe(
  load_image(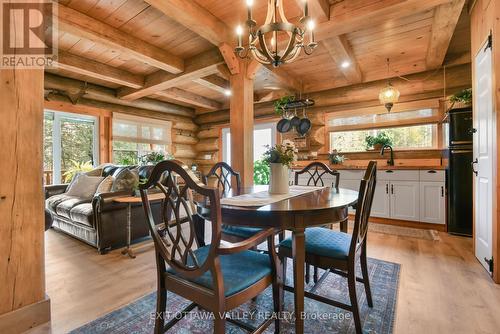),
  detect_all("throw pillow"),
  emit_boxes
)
[111,169,139,192]
[85,168,103,177]
[96,175,114,194]
[66,174,105,200]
